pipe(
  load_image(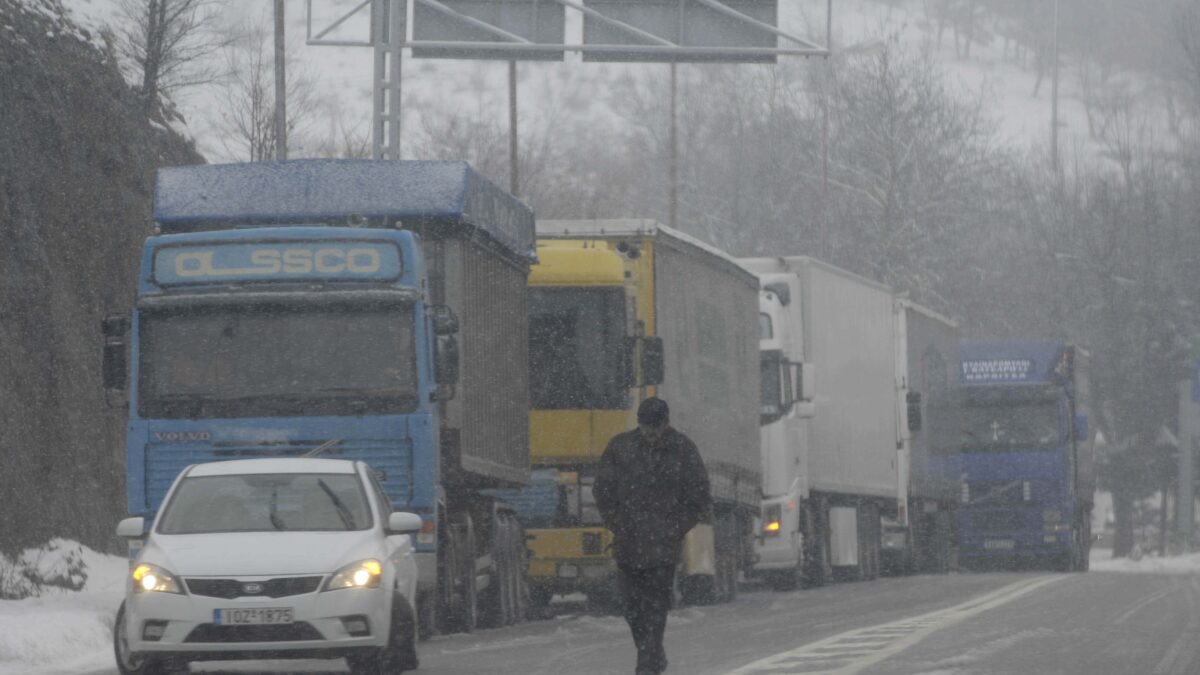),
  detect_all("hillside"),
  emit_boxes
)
[0,0,202,552]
